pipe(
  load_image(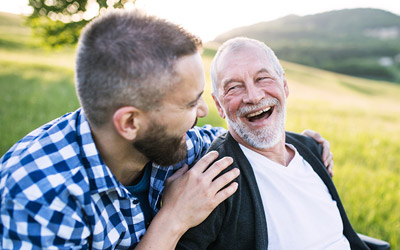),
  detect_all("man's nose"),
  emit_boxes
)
[197,96,209,118]
[243,83,263,104]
